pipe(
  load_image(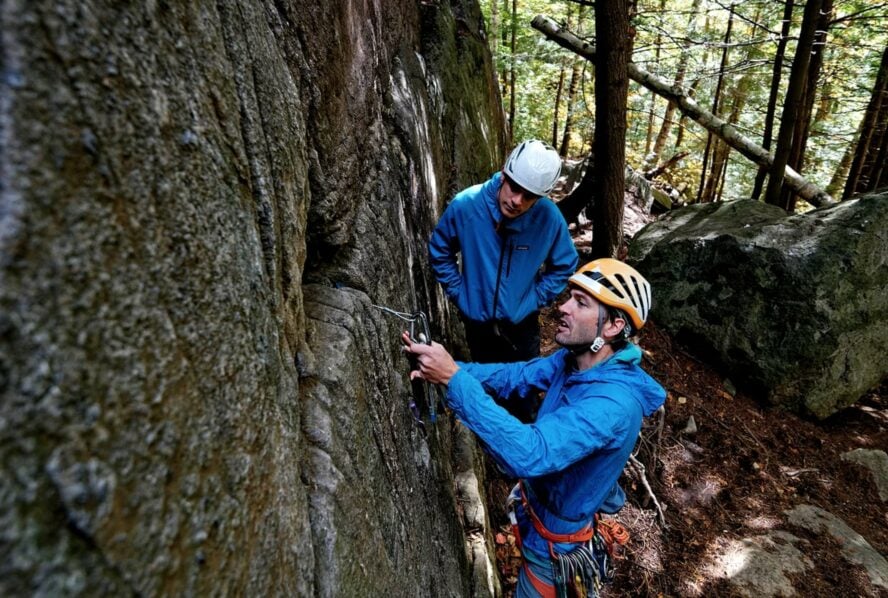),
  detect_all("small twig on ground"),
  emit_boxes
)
[628,454,668,528]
